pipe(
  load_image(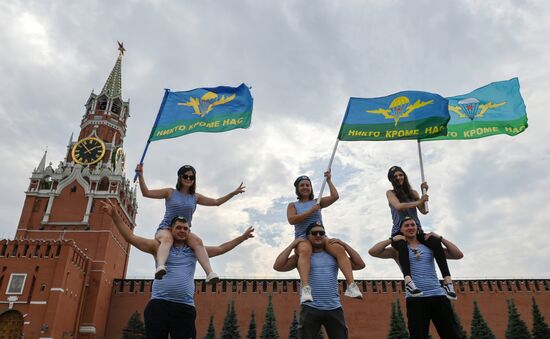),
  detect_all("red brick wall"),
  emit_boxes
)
[105,279,550,339]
